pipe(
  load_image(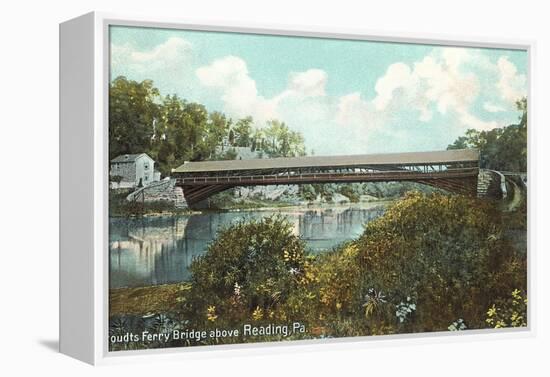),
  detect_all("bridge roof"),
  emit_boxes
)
[174,149,479,174]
